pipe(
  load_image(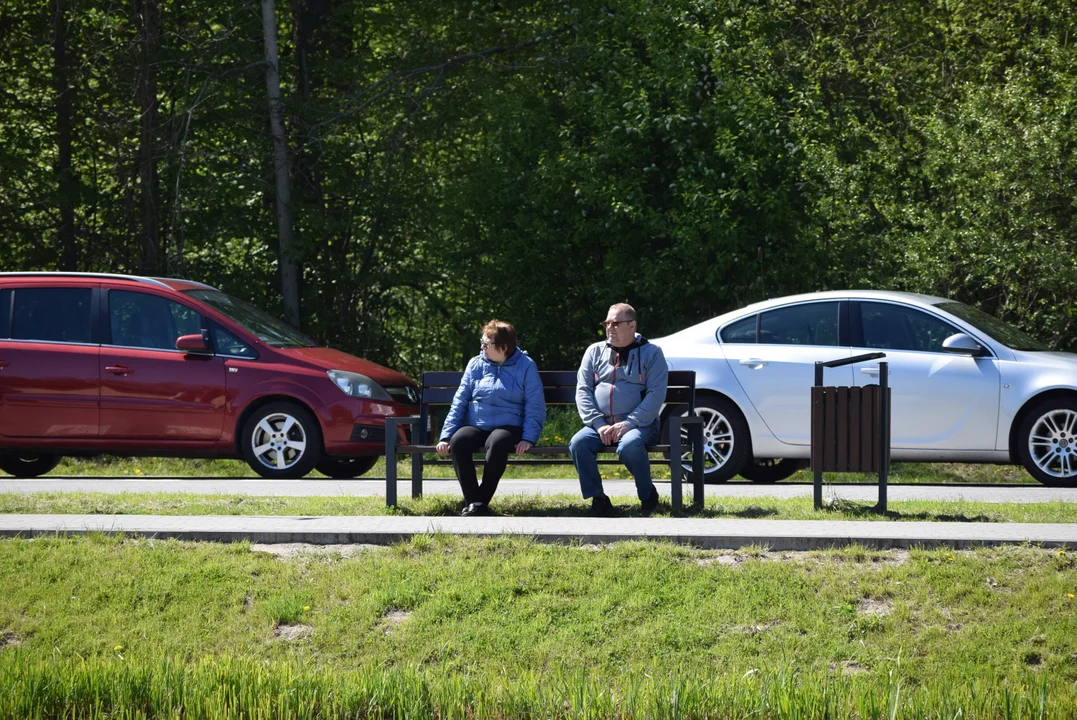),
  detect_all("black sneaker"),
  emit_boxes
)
[590,494,615,517]
[461,502,493,517]
[640,485,660,517]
